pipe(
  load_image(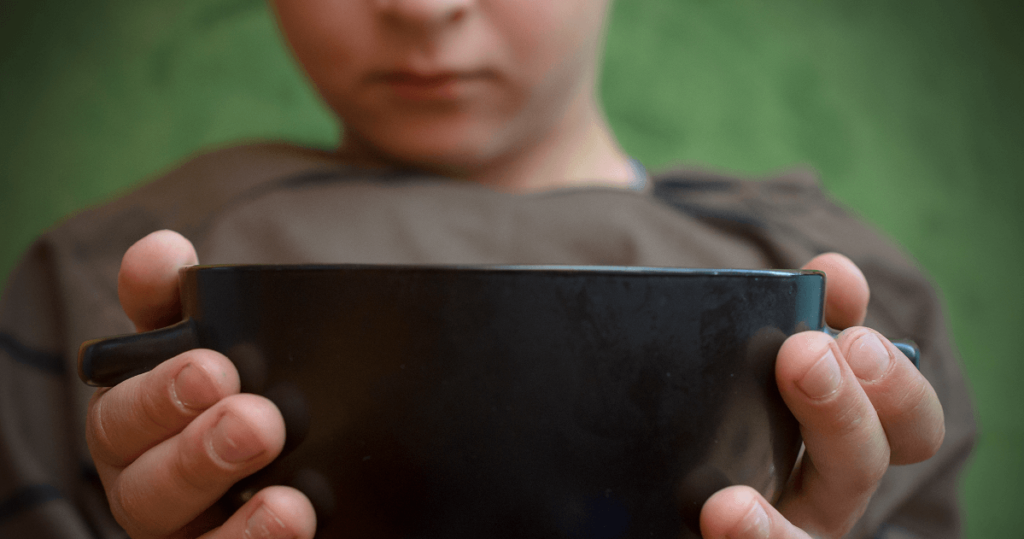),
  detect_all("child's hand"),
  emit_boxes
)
[699,253,946,539]
[85,230,316,539]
